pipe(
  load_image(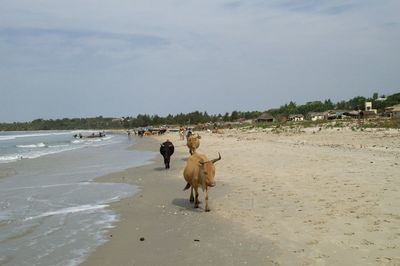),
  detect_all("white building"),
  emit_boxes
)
[308,112,325,121]
[365,102,377,114]
[288,114,304,121]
